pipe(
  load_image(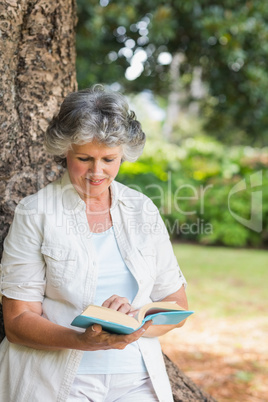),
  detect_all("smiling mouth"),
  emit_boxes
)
[86,178,106,185]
